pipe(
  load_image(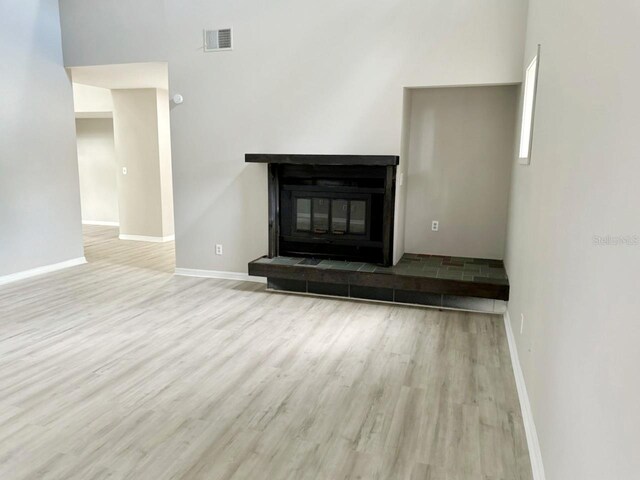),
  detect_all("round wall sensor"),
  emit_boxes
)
[172,94,184,104]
